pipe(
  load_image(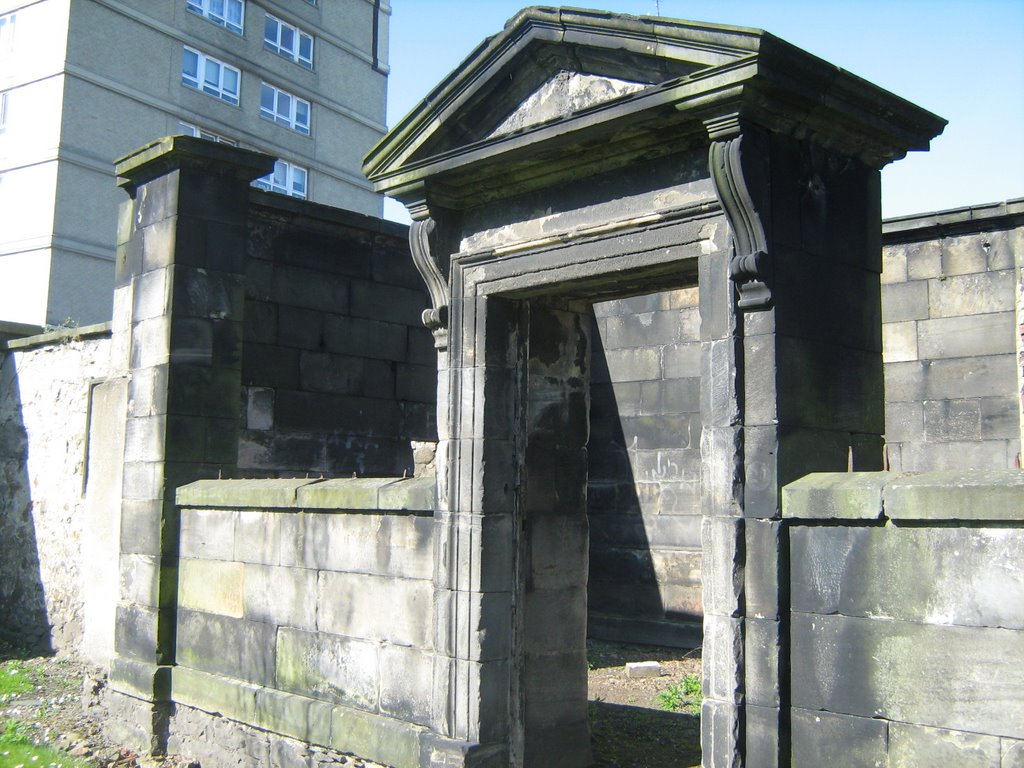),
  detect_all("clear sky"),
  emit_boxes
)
[381,0,1024,223]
